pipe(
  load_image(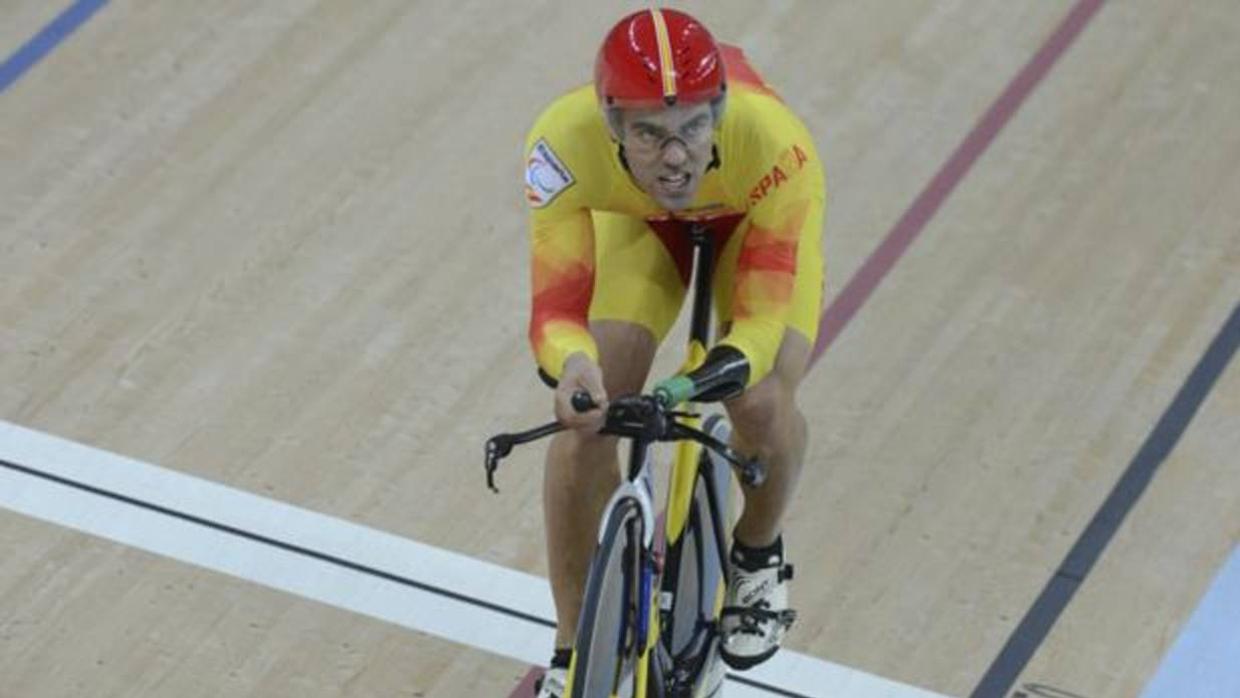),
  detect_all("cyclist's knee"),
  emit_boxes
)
[724,328,809,437]
[725,377,793,440]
